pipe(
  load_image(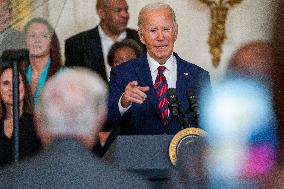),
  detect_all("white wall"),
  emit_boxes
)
[32,0,278,85]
